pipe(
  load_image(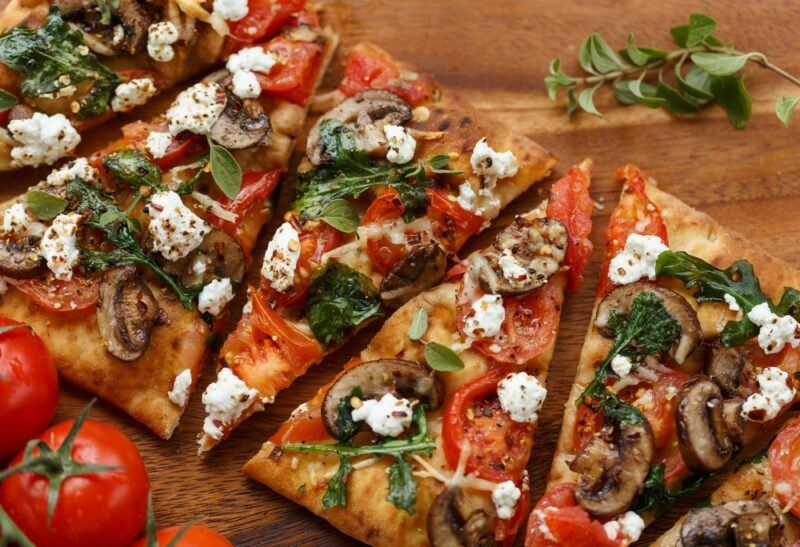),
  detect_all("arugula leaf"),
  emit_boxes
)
[0,7,122,119]
[102,150,162,190]
[0,88,17,111]
[424,342,464,372]
[387,457,417,514]
[26,190,67,220]
[321,456,352,509]
[634,463,708,515]
[318,199,359,233]
[306,262,383,347]
[208,139,242,200]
